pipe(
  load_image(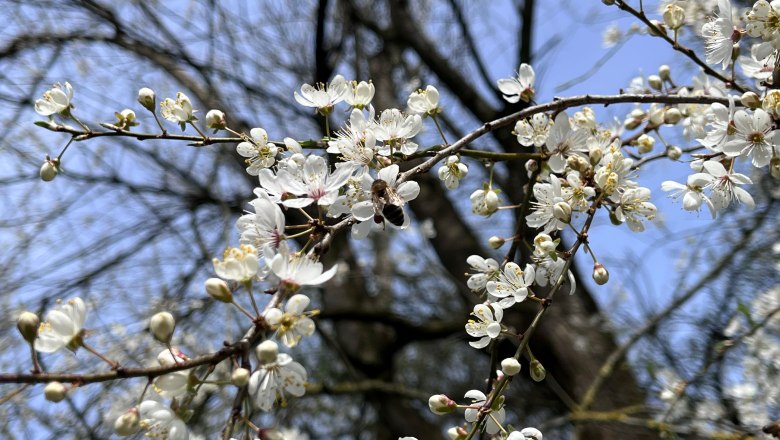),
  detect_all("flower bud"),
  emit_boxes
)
[17,311,40,344]
[428,394,456,415]
[636,134,655,154]
[114,408,140,436]
[566,155,588,173]
[589,146,603,166]
[231,367,250,387]
[149,312,175,344]
[259,429,284,440]
[530,359,546,382]
[666,145,682,160]
[44,381,67,402]
[592,262,610,285]
[501,357,522,376]
[137,87,156,112]
[448,426,468,440]
[256,340,278,364]
[658,65,671,81]
[39,157,60,182]
[663,107,682,125]
[205,278,232,302]
[741,91,761,109]
[524,159,539,173]
[663,4,685,30]
[647,75,663,91]
[205,109,226,130]
[519,427,544,440]
[488,236,505,249]
[553,201,572,224]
